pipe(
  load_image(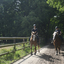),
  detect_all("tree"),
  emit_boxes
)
[0,0,58,42]
[47,0,64,12]
[47,0,64,37]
